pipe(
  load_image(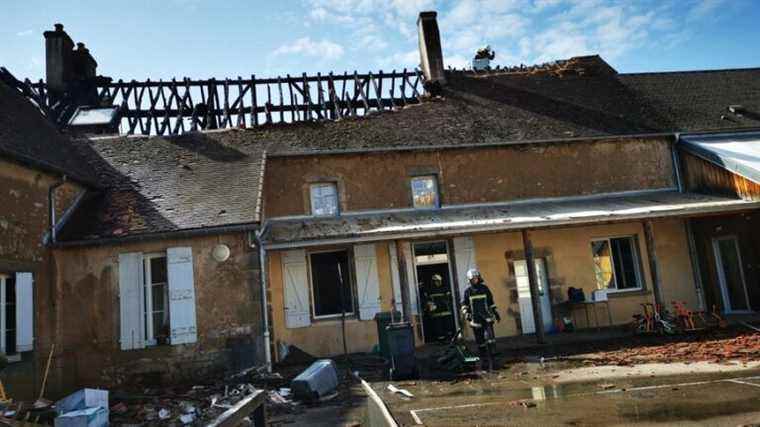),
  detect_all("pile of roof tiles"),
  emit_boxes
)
[590,330,760,366]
